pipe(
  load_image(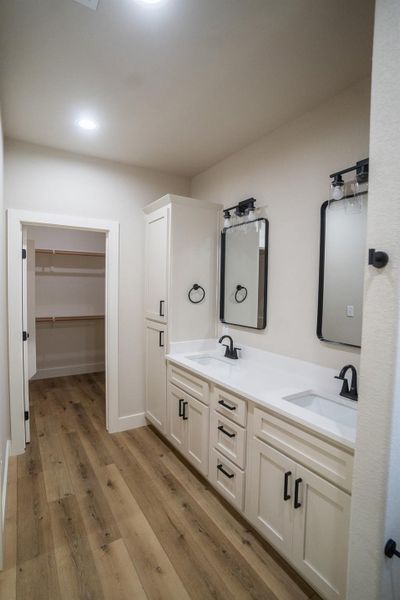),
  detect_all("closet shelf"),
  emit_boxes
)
[36,248,105,257]
[36,315,105,323]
